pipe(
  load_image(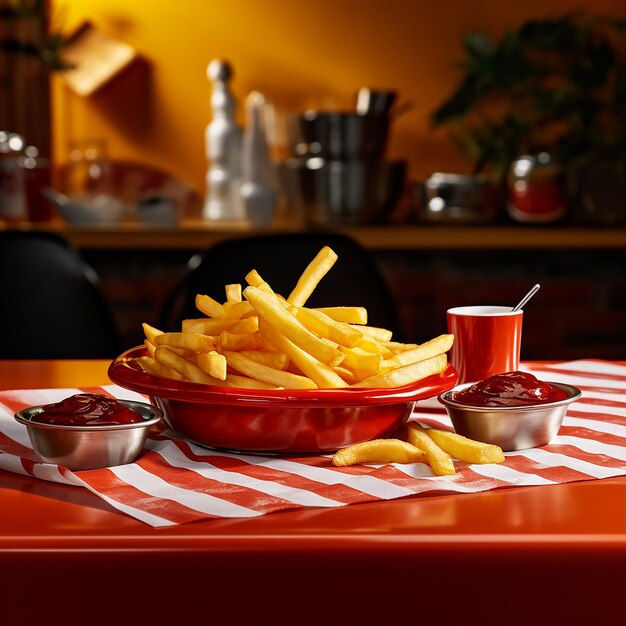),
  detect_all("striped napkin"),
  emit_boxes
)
[1,360,625,527]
